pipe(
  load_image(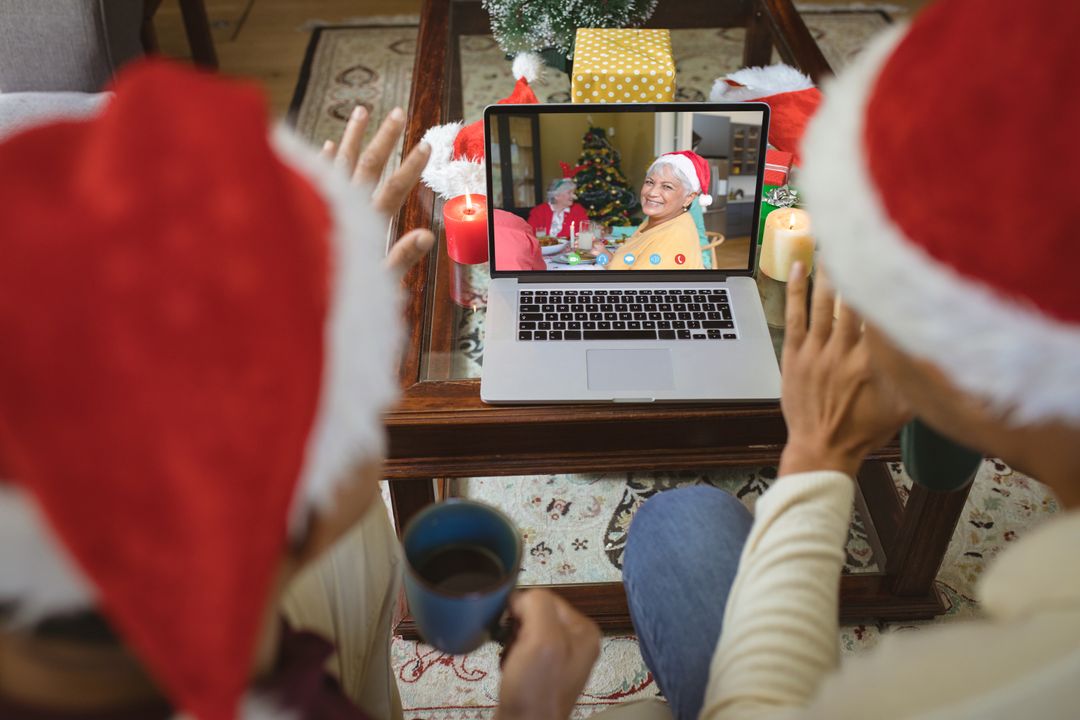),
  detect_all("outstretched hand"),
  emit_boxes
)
[496,589,600,720]
[779,263,912,478]
[320,105,435,279]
